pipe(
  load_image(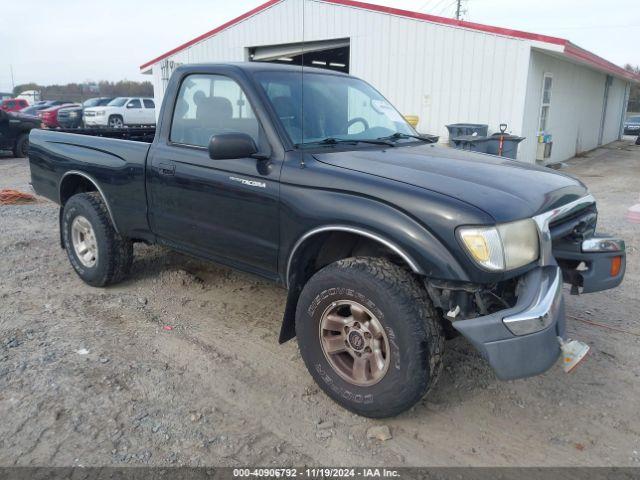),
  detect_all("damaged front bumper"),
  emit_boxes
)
[452,266,565,380]
[451,195,626,381]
